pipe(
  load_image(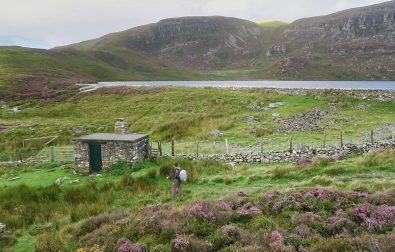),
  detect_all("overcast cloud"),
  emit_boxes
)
[0,0,388,49]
